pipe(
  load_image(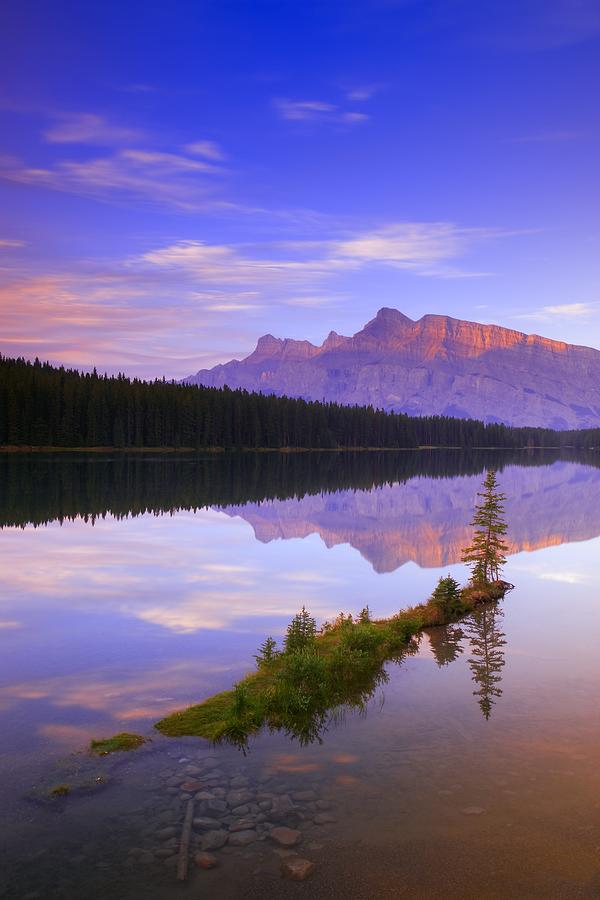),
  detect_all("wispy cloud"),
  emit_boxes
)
[514,302,595,322]
[539,571,590,585]
[274,98,369,125]
[141,222,501,286]
[184,140,225,160]
[0,220,510,376]
[346,84,382,102]
[0,239,25,249]
[0,146,227,211]
[43,113,144,146]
